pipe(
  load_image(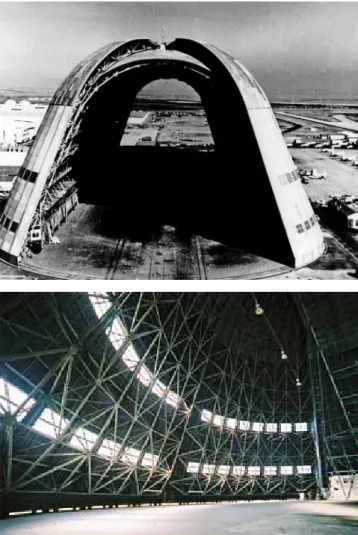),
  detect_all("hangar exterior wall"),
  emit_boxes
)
[173,40,324,267]
[0,41,126,265]
[0,38,325,268]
